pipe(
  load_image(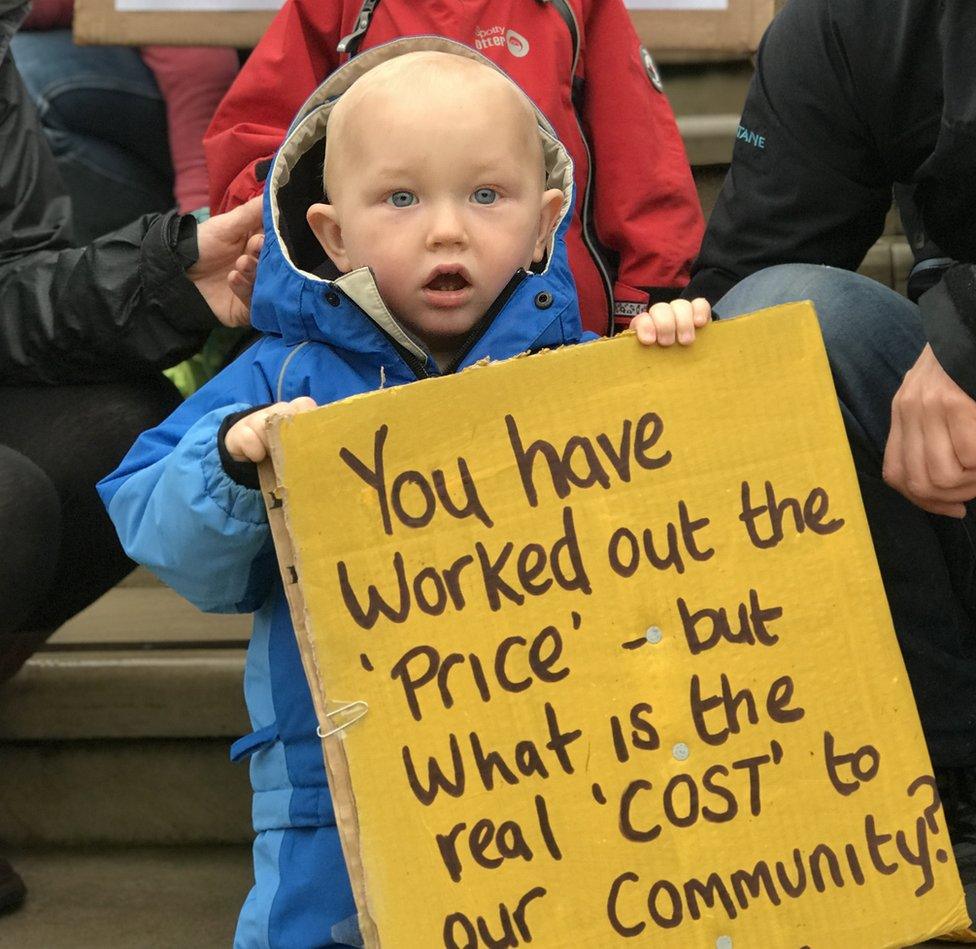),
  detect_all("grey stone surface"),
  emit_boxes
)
[0,652,248,740]
[47,585,249,647]
[0,845,251,948]
[0,740,251,846]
